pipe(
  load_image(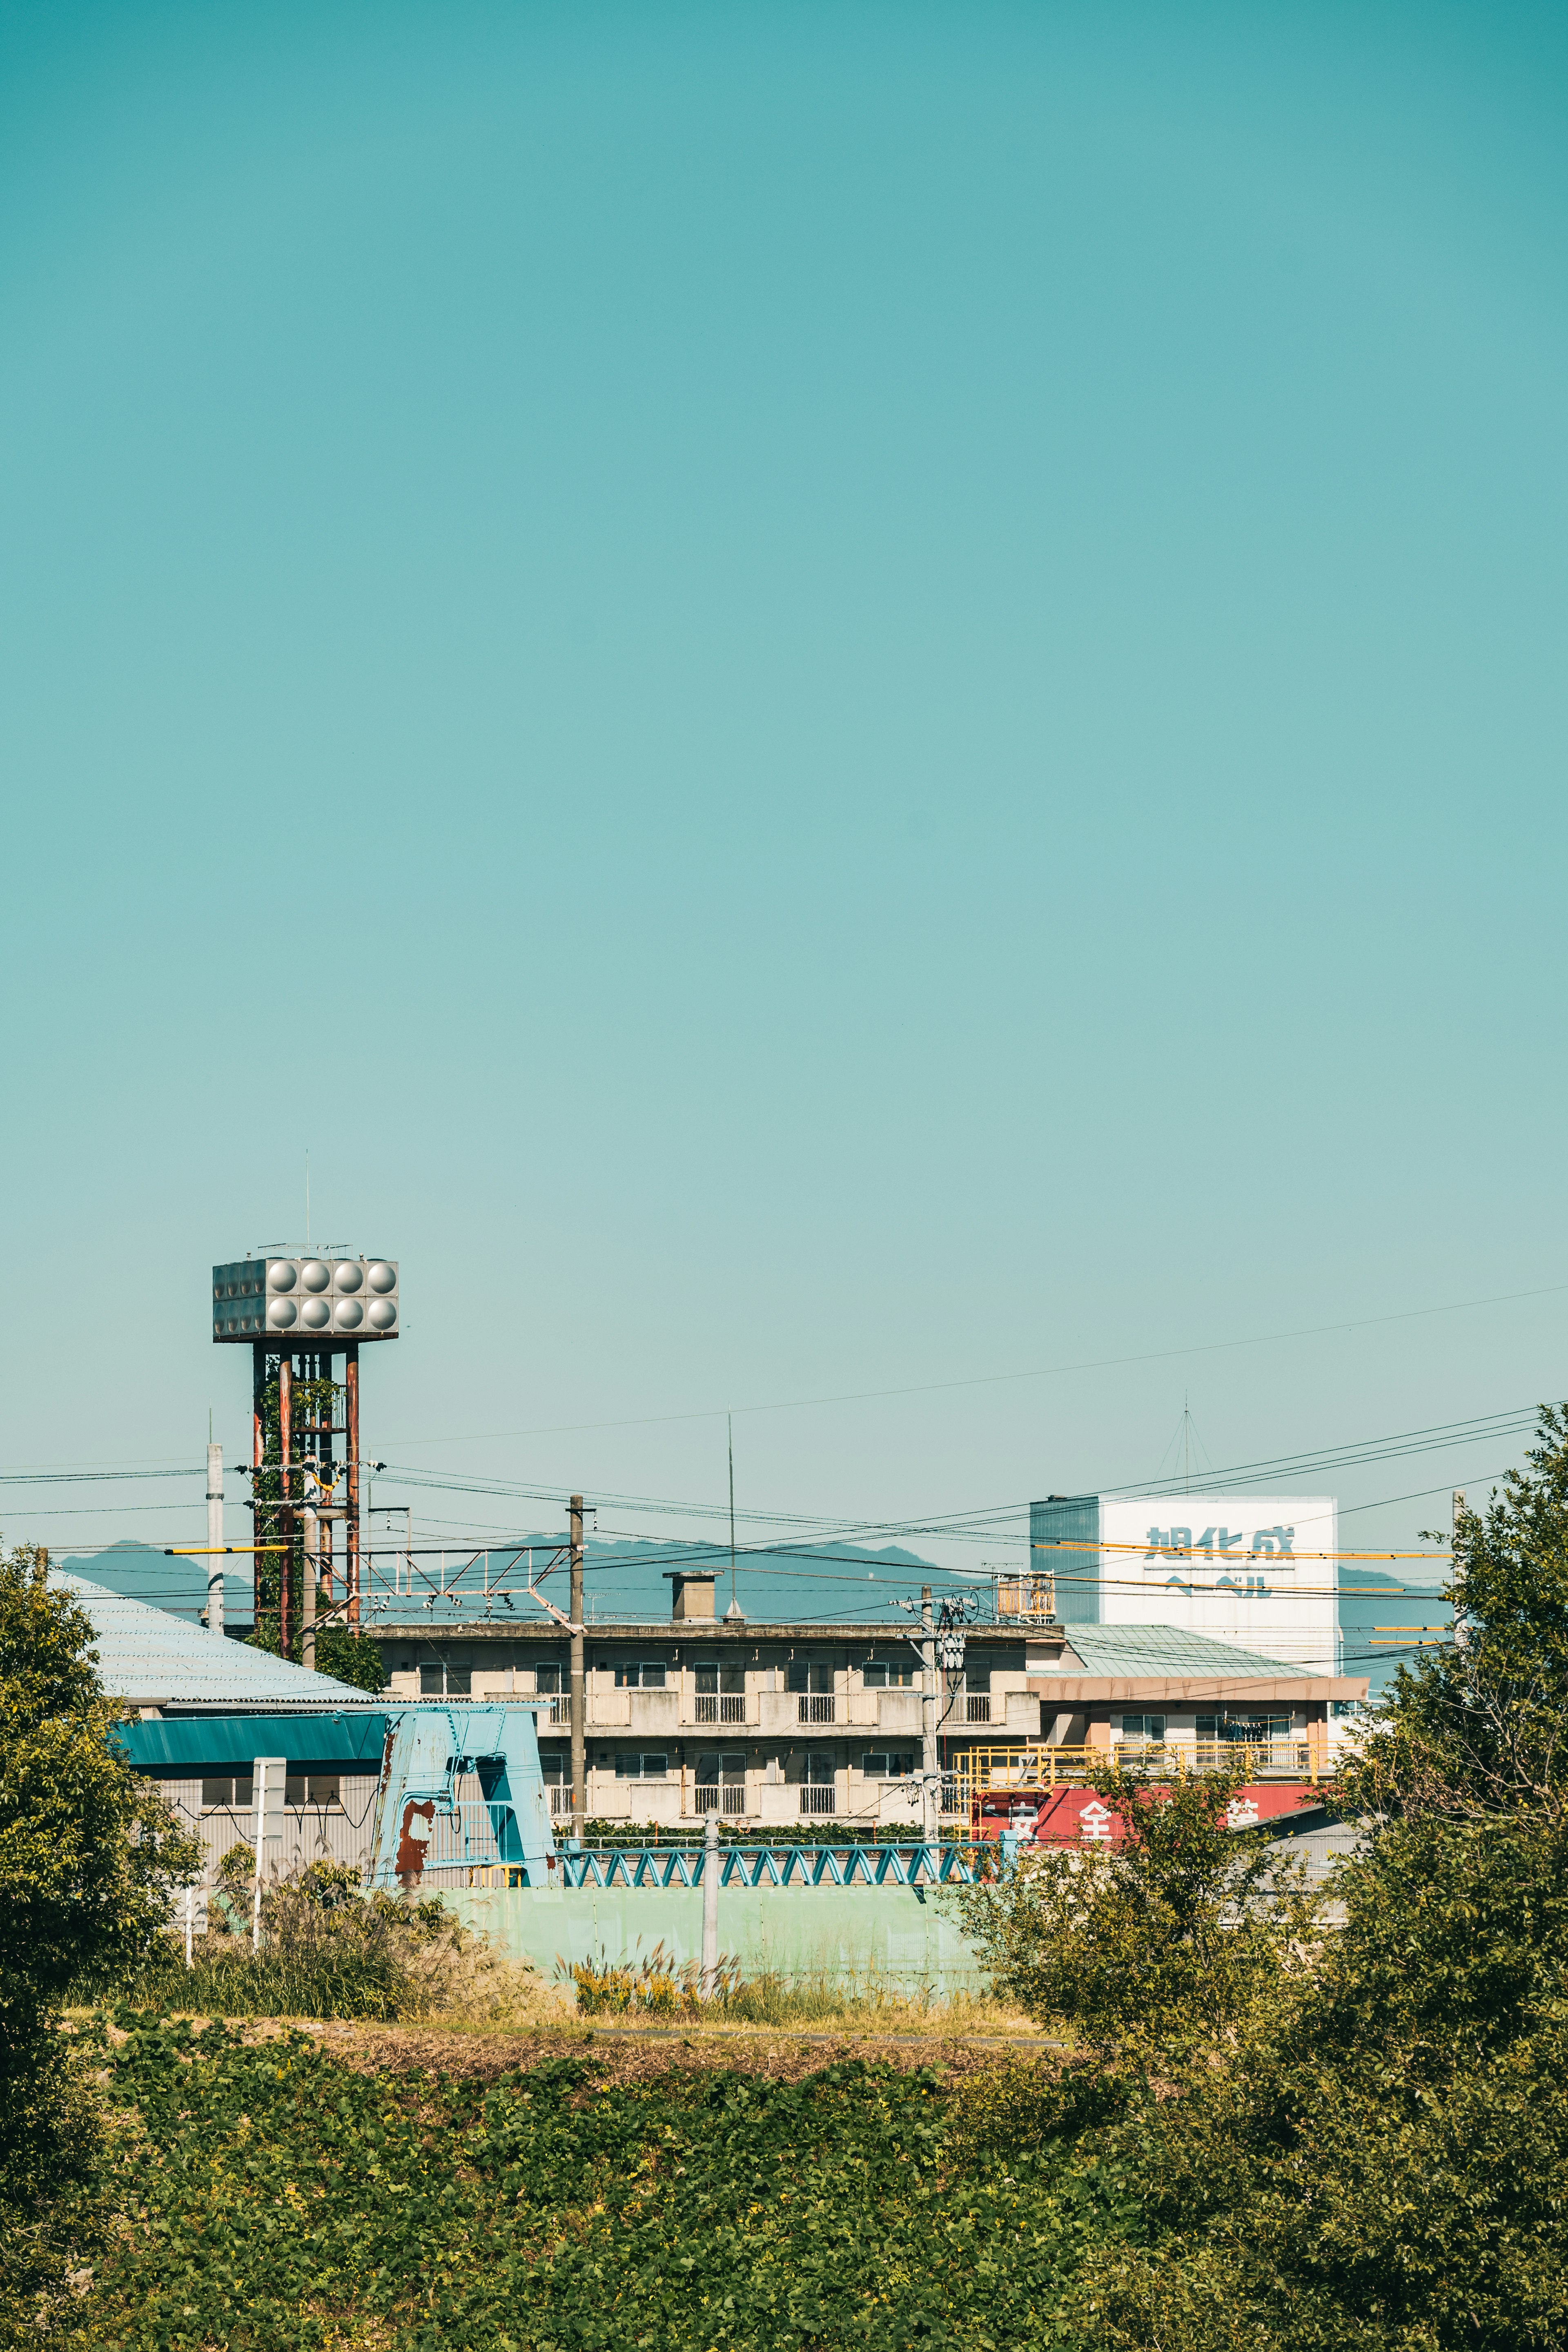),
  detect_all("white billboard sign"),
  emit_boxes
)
[1096,1493,1338,1672]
